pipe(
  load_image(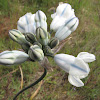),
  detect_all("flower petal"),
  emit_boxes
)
[69,57,90,77]
[35,10,47,21]
[25,23,36,34]
[55,25,71,41]
[65,17,79,32]
[77,52,96,63]
[68,74,84,87]
[50,3,76,32]
[56,3,74,18]
[50,16,66,32]
[54,54,75,73]
[17,13,36,33]
[35,10,47,31]
[54,17,79,41]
